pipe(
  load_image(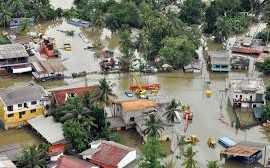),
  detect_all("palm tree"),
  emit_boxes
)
[143,113,164,138]
[206,160,220,168]
[31,0,46,21]
[0,3,12,28]
[20,19,32,35]
[182,146,198,168]
[164,99,181,123]
[17,145,47,168]
[59,96,92,123]
[92,78,117,107]
[9,0,24,17]
[176,135,187,154]
[93,9,105,28]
